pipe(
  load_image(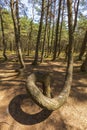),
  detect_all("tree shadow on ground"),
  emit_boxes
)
[8,94,52,125]
[70,87,87,102]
